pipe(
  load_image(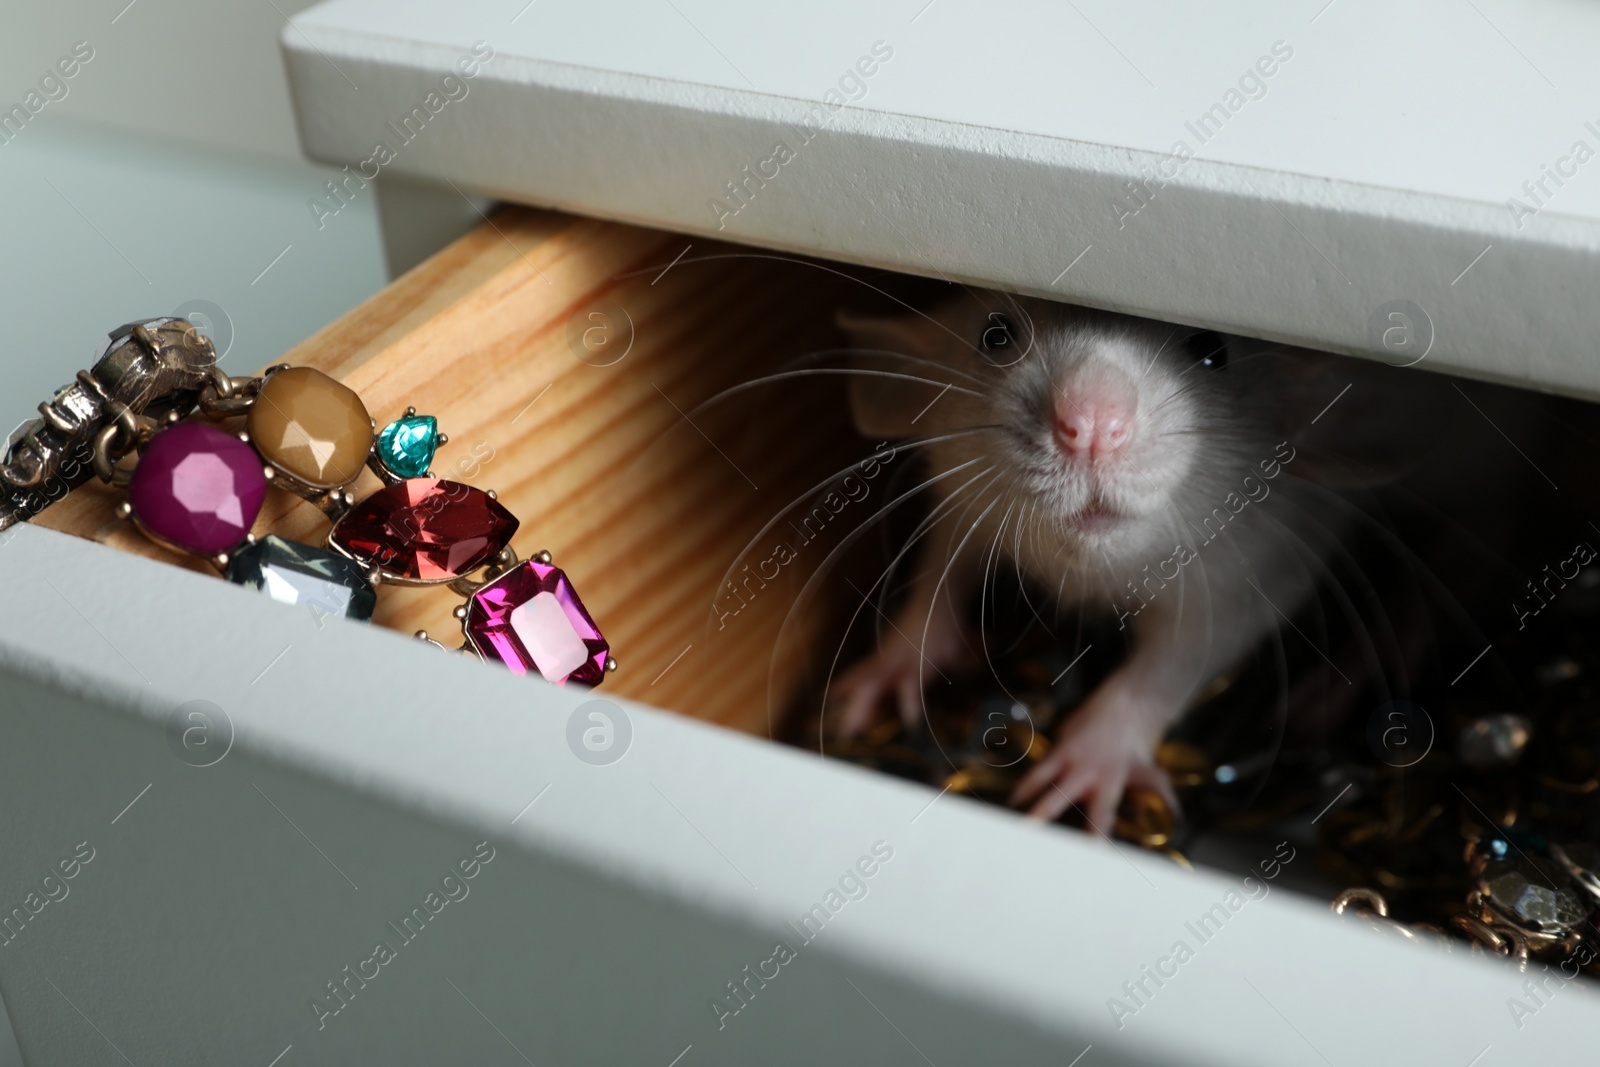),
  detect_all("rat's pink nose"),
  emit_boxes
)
[1055,390,1135,460]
